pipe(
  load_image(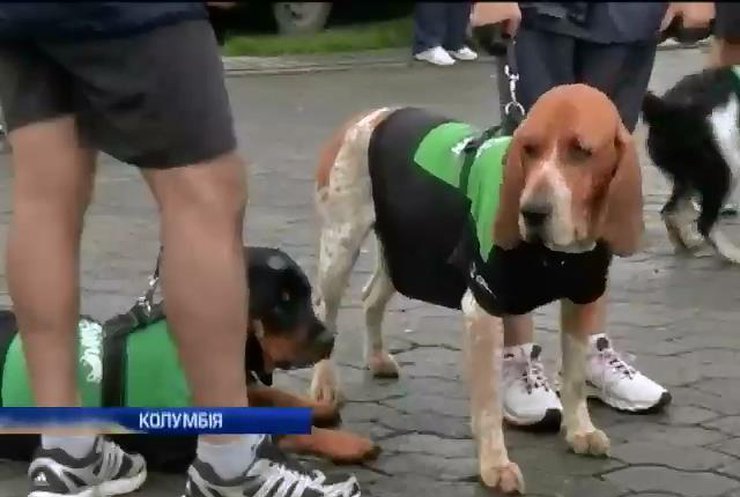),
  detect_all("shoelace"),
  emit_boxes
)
[254,461,357,497]
[512,356,550,394]
[596,348,637,390]
[96,440,127,481]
